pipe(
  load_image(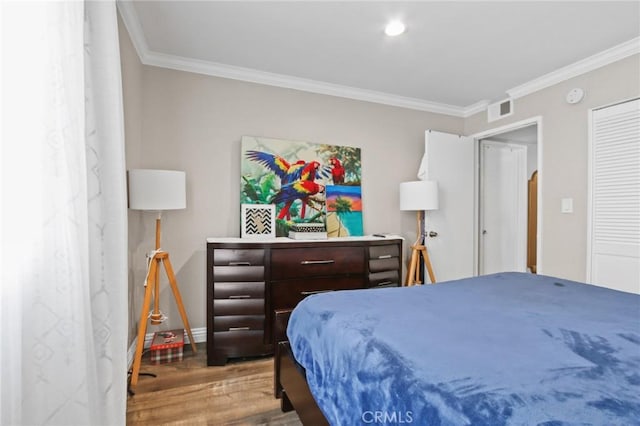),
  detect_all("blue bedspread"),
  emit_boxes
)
[287,272,640,425]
